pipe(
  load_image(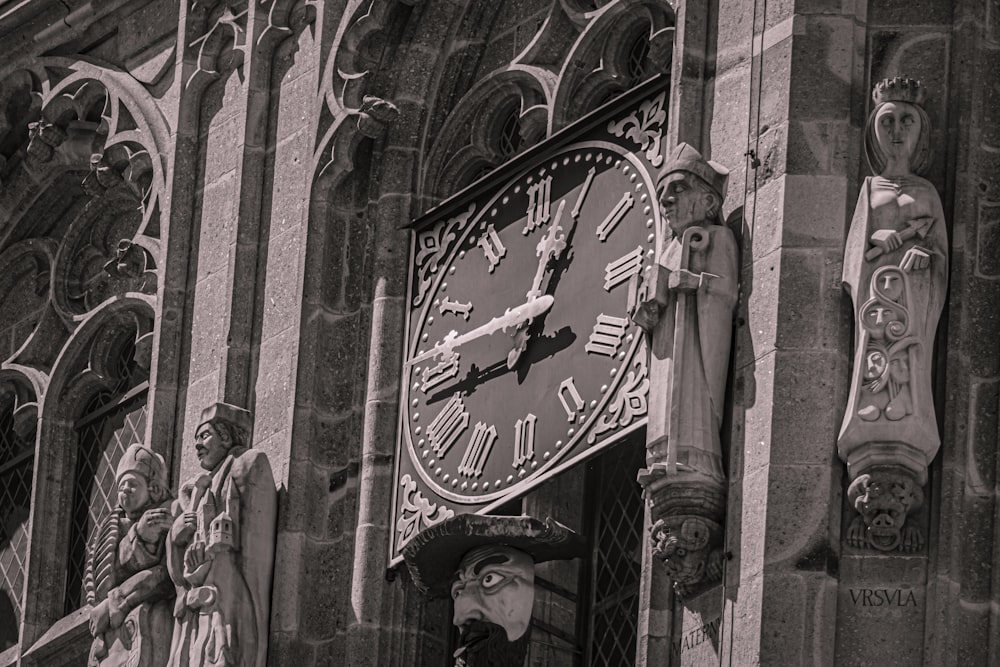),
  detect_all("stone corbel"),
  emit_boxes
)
[356,95,400,139]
